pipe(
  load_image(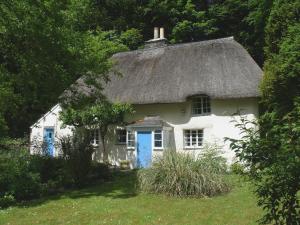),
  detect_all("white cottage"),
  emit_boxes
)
[30,31,262,168]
